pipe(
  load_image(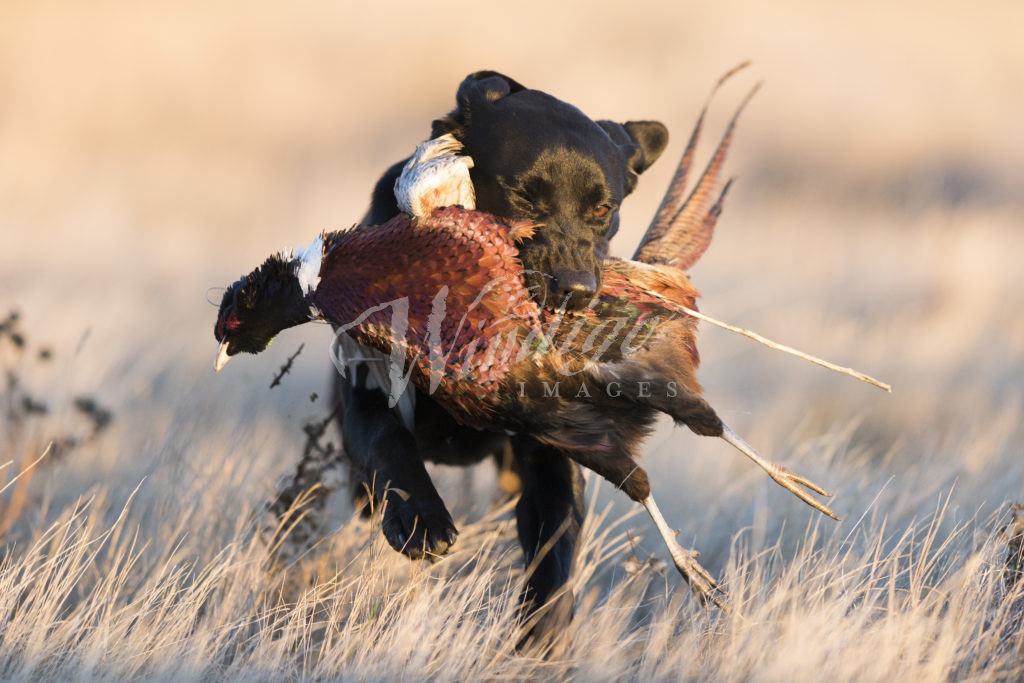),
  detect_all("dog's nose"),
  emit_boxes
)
[552,270,597,310]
